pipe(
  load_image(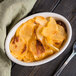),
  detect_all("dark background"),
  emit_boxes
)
[11,0,76,76]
